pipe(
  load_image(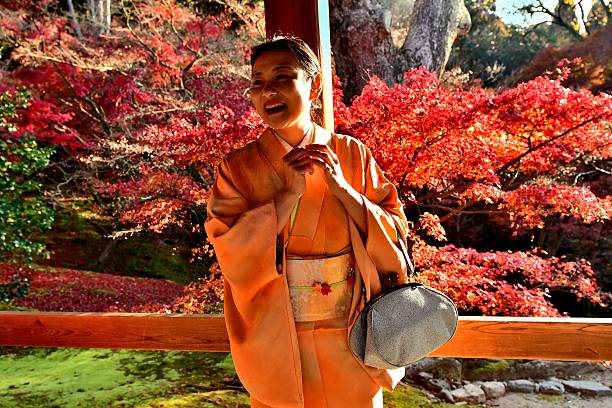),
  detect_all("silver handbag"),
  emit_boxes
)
[349,229,458,369]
